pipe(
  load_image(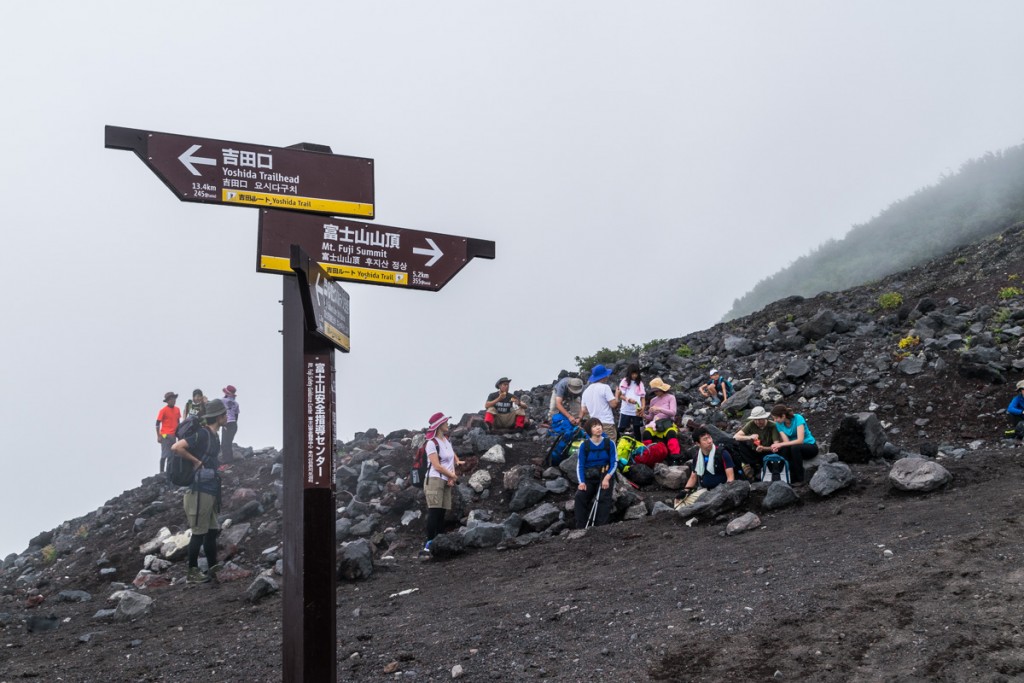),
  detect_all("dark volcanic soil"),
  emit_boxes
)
[3,440,1024,683]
